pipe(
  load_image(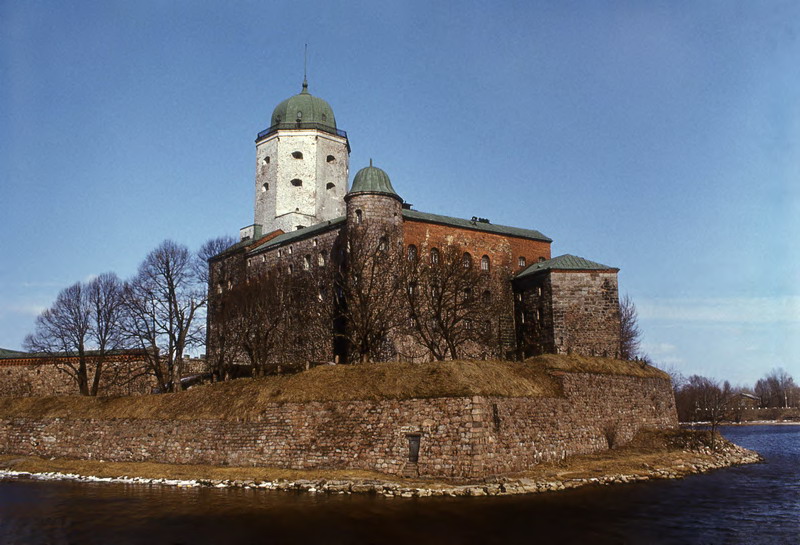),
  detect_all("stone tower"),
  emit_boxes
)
[243,80,350,240]
[344,161,404,239]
